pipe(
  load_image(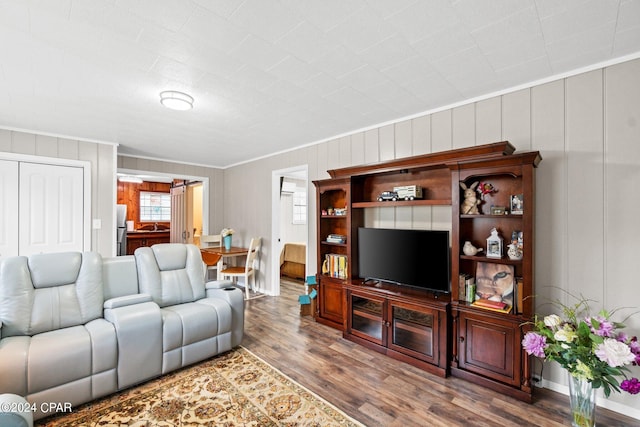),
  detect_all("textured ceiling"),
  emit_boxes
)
[1,0,639,168]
